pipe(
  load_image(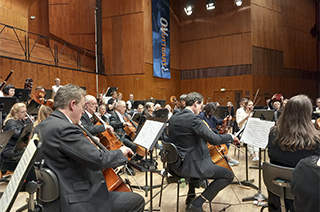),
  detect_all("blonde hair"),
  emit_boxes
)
[34,105,53,127]
[4,103,26,125]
